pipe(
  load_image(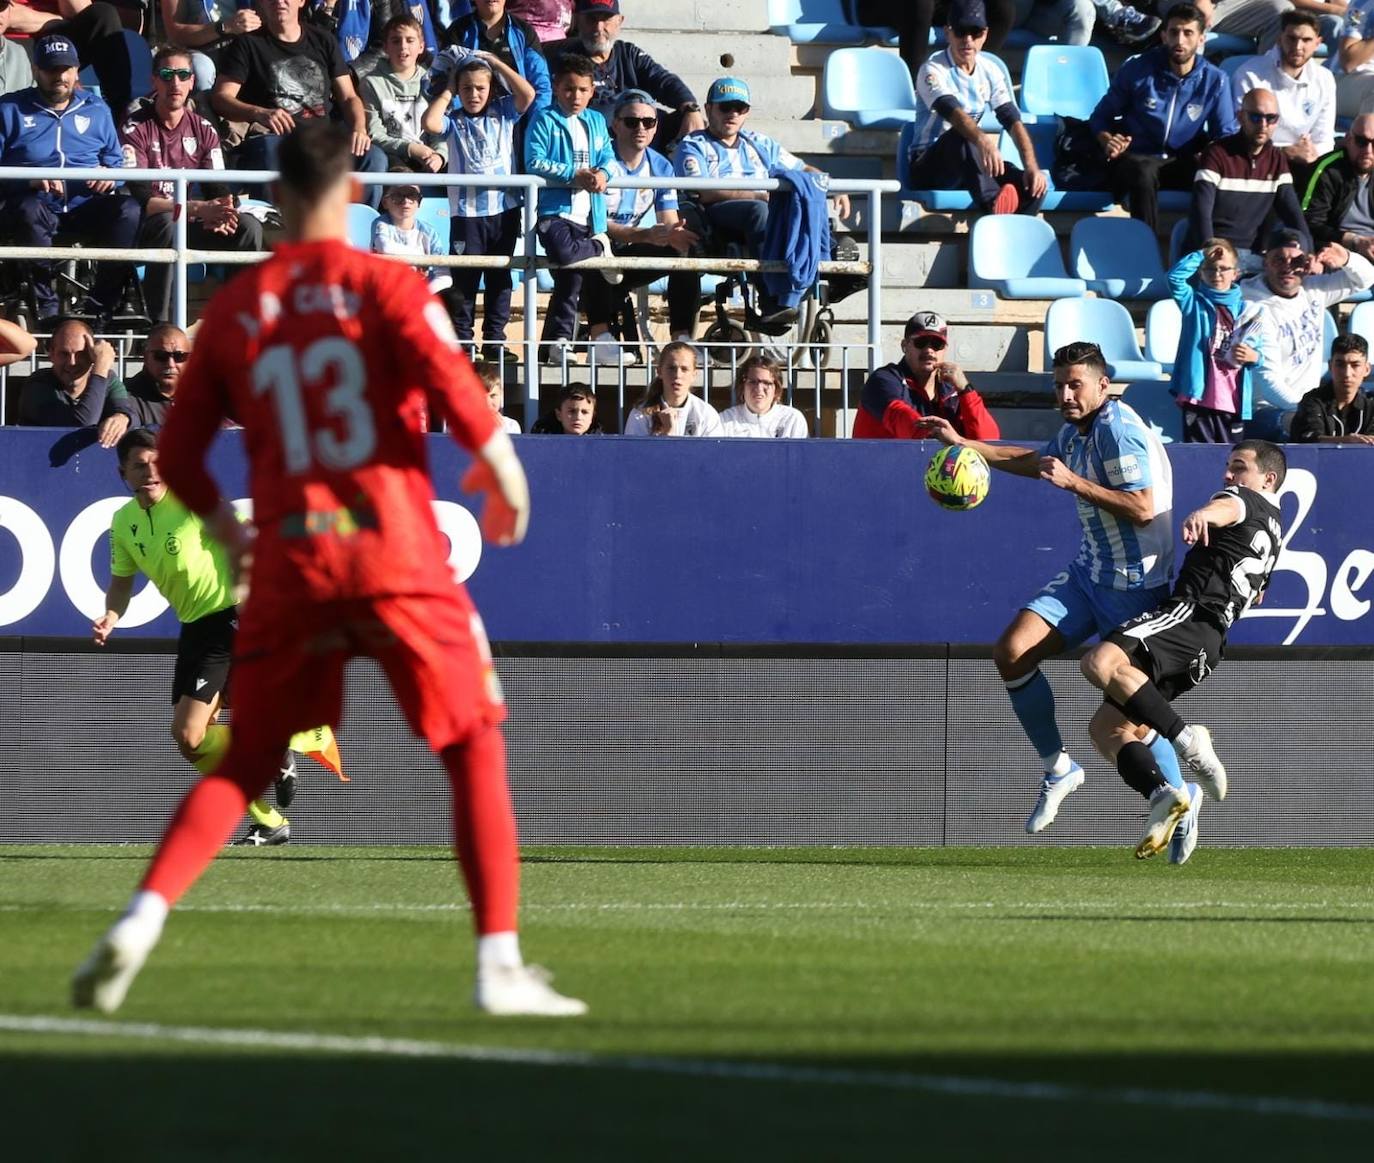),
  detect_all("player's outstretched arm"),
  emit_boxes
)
[1181,494,1246,545]
[1042,460,1156,527]
[916,415,1041,477]
[462,430,530,547]
[93,574,135,646]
